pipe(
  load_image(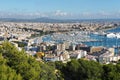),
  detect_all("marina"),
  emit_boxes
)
[42,27,120,54]
[42,31,98,44]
